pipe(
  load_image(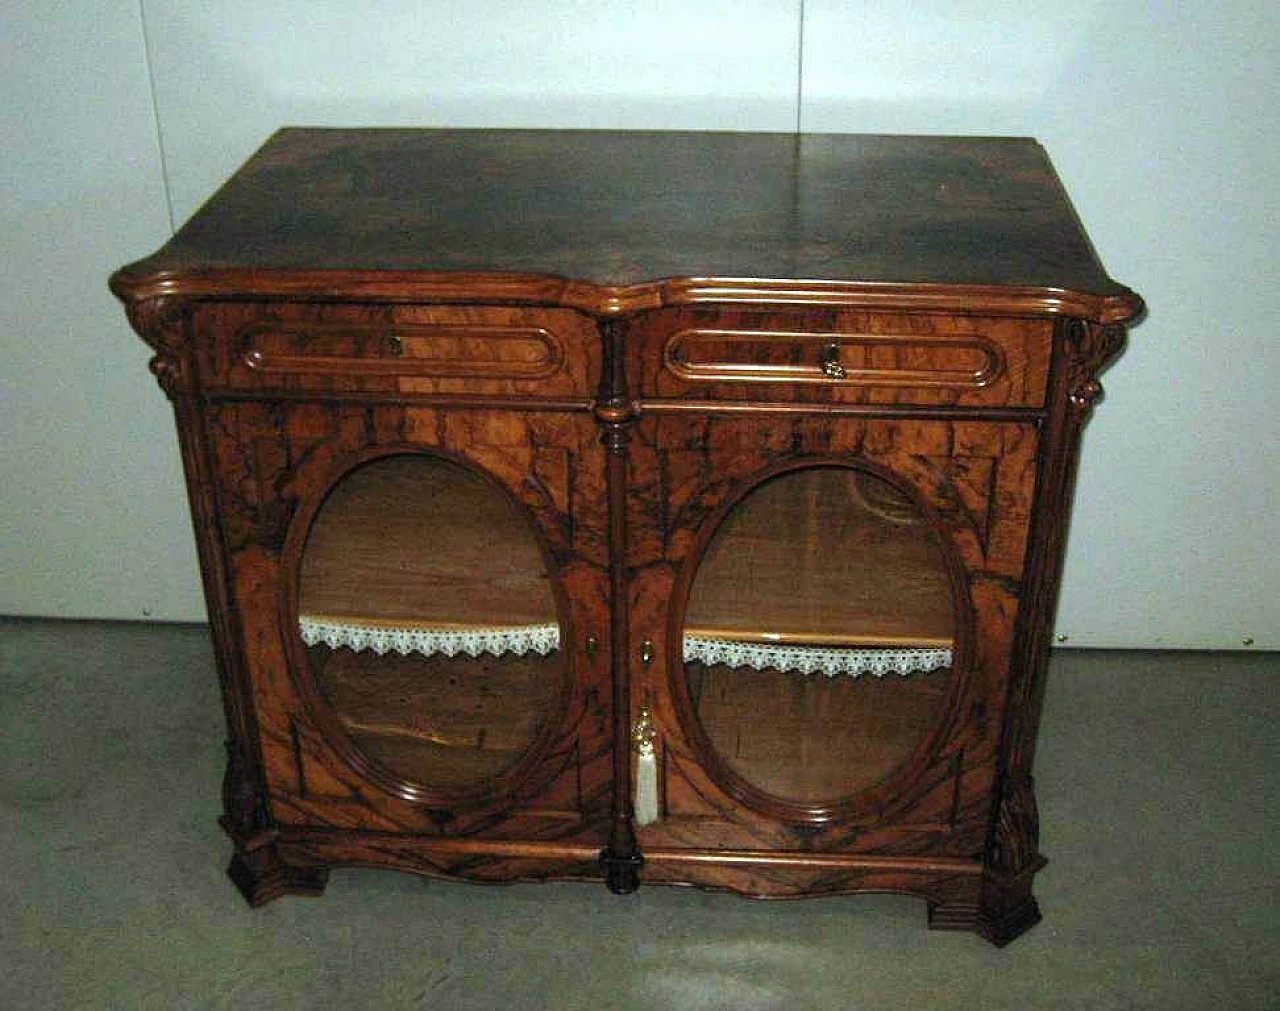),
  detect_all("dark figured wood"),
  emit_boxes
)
[628,416,1031,837]
[122,297,326,904]
[965,316,1130,944]
[242,323,562,381]
[198,302,600,401]
[635,309,1054,409]
[112,129,1141,943]
[111,130,1141,323]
